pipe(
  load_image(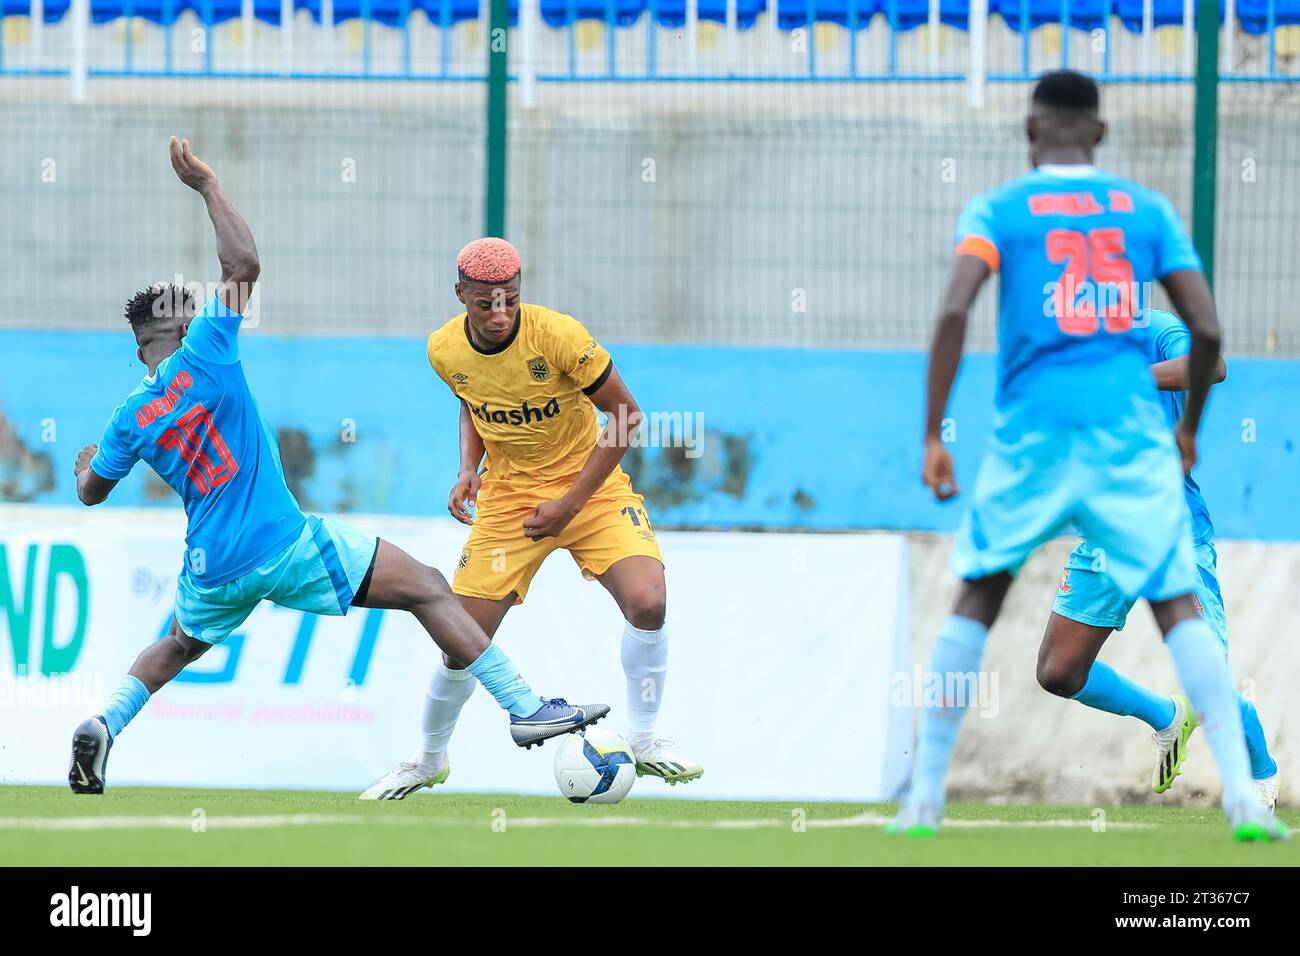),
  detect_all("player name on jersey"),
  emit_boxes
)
[134,370,196,429]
